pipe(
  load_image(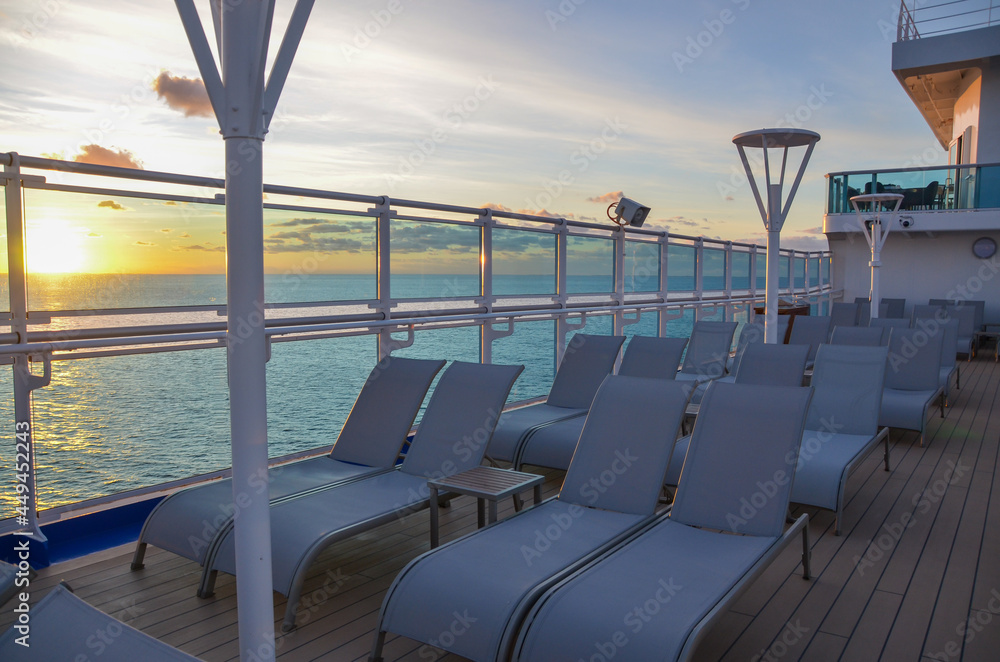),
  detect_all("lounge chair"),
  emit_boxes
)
[204,361,523,631]
[912,307,960,405]
[855,297,872,326]
[790,344,890,534]
[131,356,445,572]
[786,315,833,368]
[830,302,860,327]
[940,304,977,359]
[869,317,909,331]
[486,333,624,464]
[370,375,693,662]
[664,343,809,485]
[880,327,944,446]
[0,584,200,661]
[510,382,814,662]
[677,320,737,384]
[513,336,689,472]
[930,298,984,333]
[830,325,887,346]
[880,297,906,319]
